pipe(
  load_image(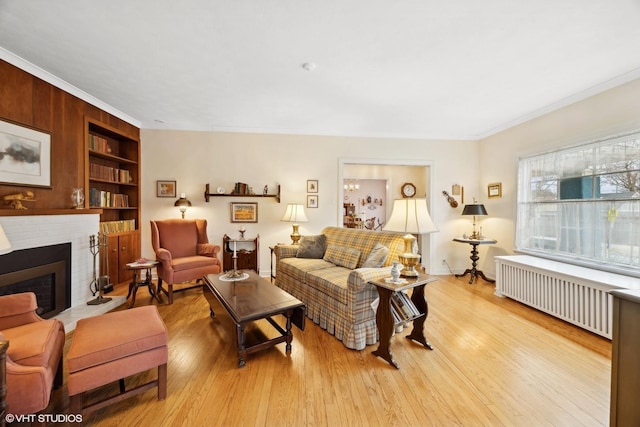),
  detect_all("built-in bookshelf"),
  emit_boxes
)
[84,117,141,285]
[84,117,139,224]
